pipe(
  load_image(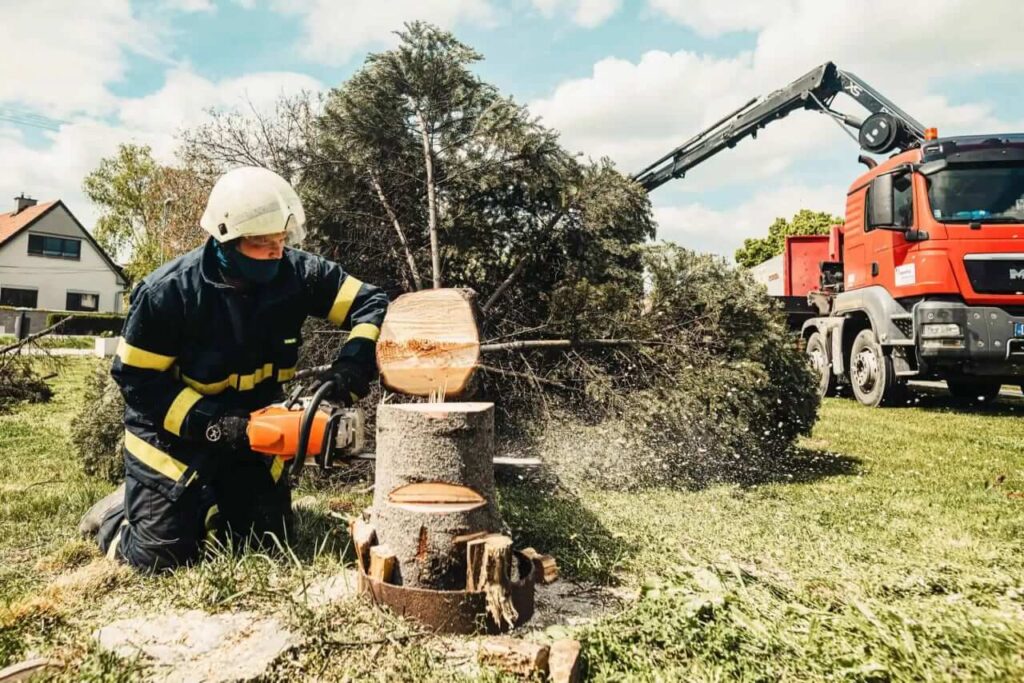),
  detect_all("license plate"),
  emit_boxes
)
[1016,322,1024,338]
